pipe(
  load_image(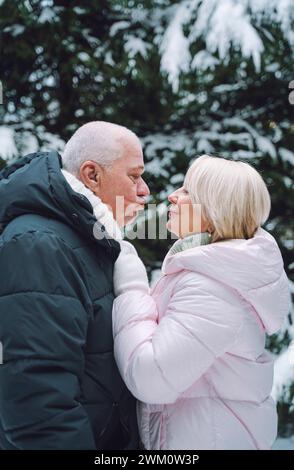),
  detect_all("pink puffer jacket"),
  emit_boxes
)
[112,229,290,450]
